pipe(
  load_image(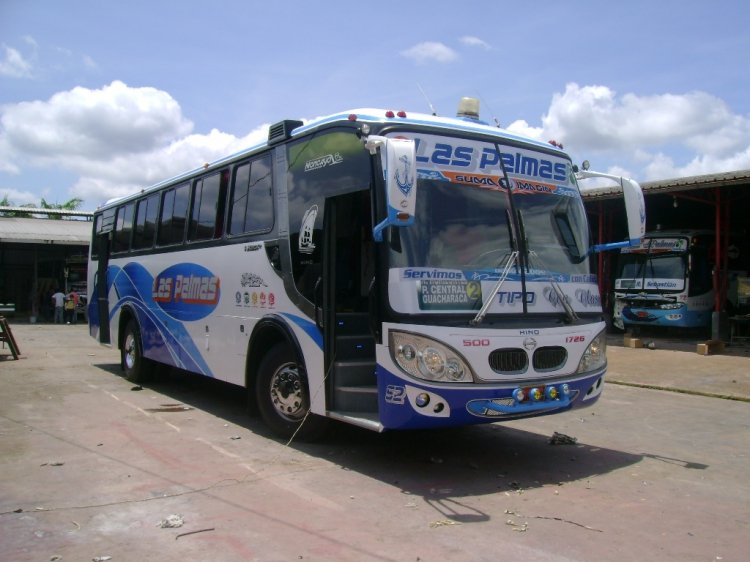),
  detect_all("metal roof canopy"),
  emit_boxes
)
[580,169,750,200]
[0,217,92,245]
